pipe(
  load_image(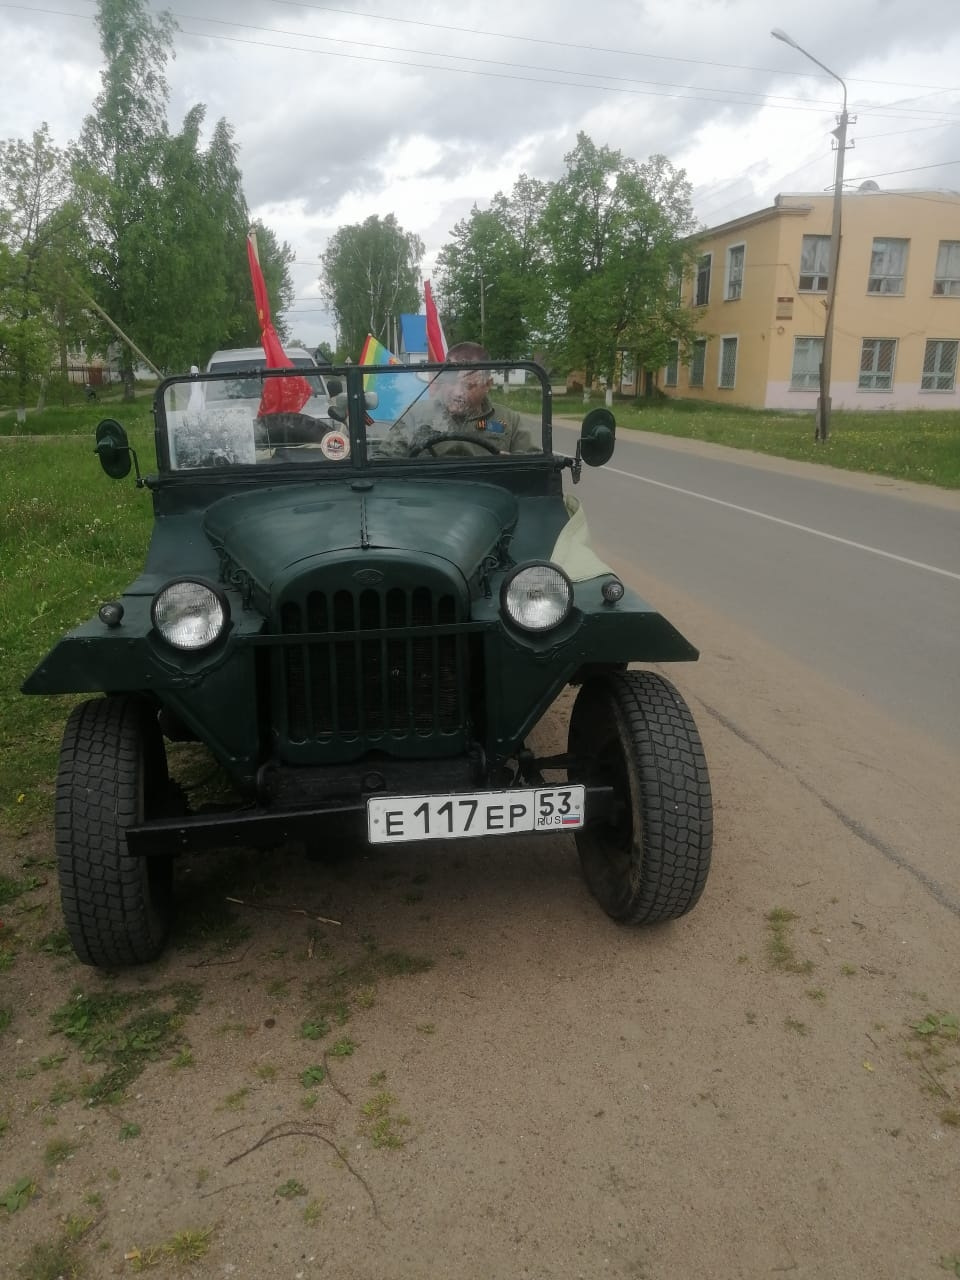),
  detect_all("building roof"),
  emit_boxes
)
[693,187,960,241]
